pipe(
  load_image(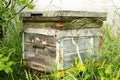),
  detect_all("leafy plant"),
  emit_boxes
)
[0,0,35,80]
[0,47,15,73]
